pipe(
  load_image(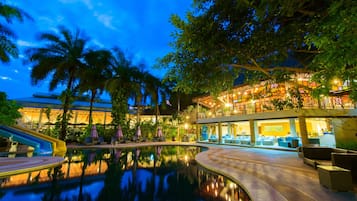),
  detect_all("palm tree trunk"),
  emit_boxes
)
[60,94,69,140]
[155,102,159,124]
[60,75,74,140]
[88,89,97,126]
